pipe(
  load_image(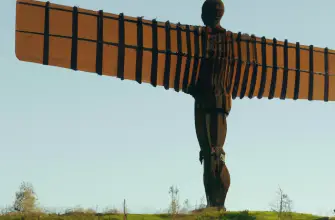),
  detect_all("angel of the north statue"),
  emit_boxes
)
[15,0,335,209]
